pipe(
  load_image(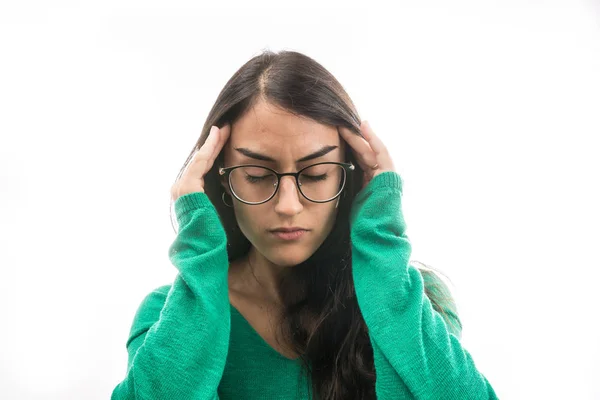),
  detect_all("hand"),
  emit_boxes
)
[338,120,396,189]
[171,123,231,202]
